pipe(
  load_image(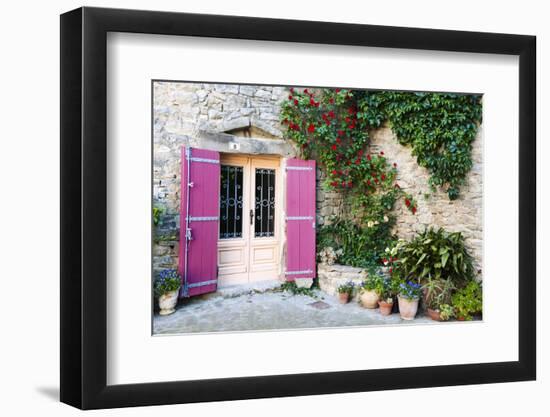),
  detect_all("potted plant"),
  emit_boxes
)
[336,282,355,304]
[439,304,455,321]
[397,280,422,320]
[359,275,382,309]
[154,269,181,316]
[422,278,455,321]
[375,277,397,316]
[452,280,482,321]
